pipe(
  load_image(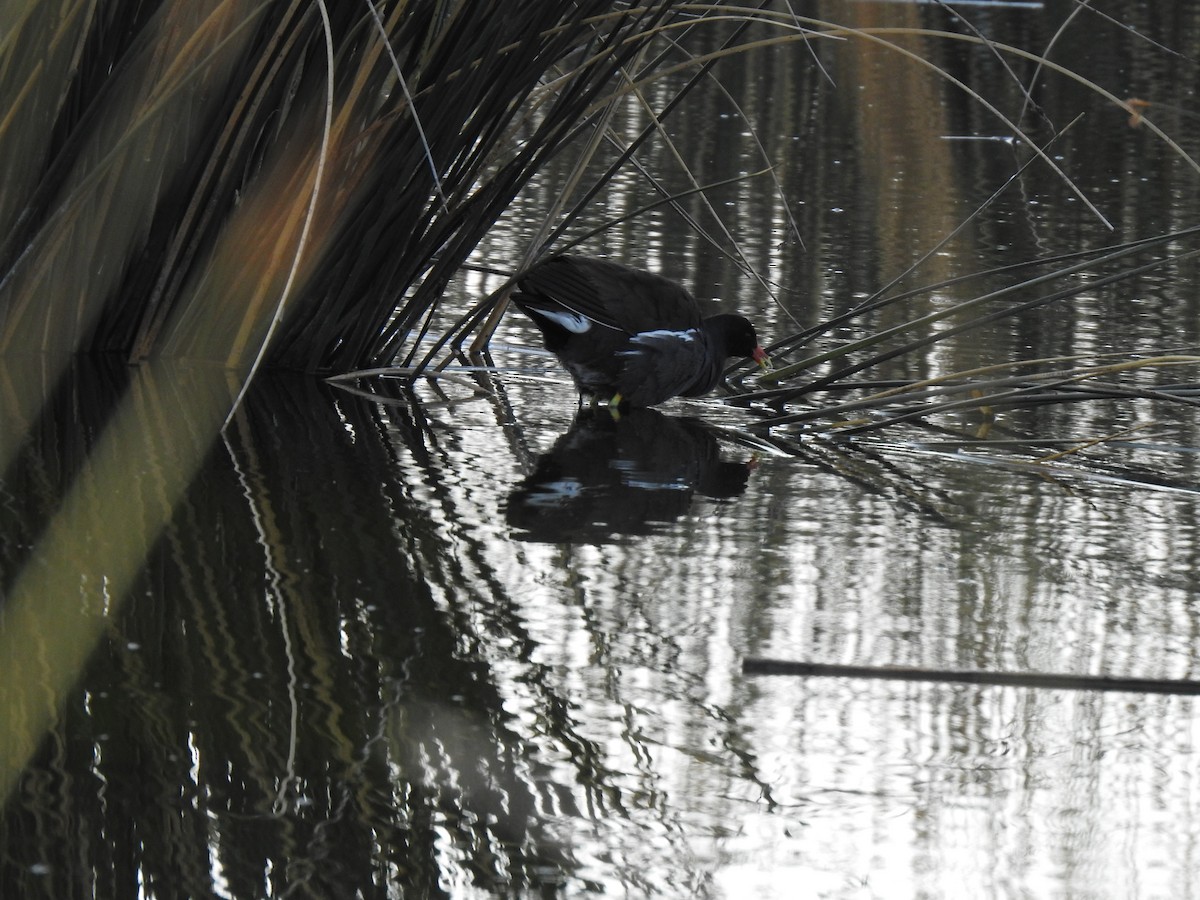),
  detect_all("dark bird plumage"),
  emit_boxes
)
[511,256,768,407]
